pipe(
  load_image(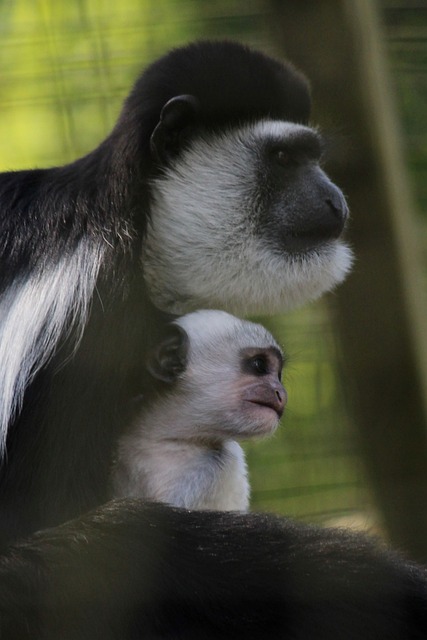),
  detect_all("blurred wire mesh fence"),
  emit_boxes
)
[0,0,425,530]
